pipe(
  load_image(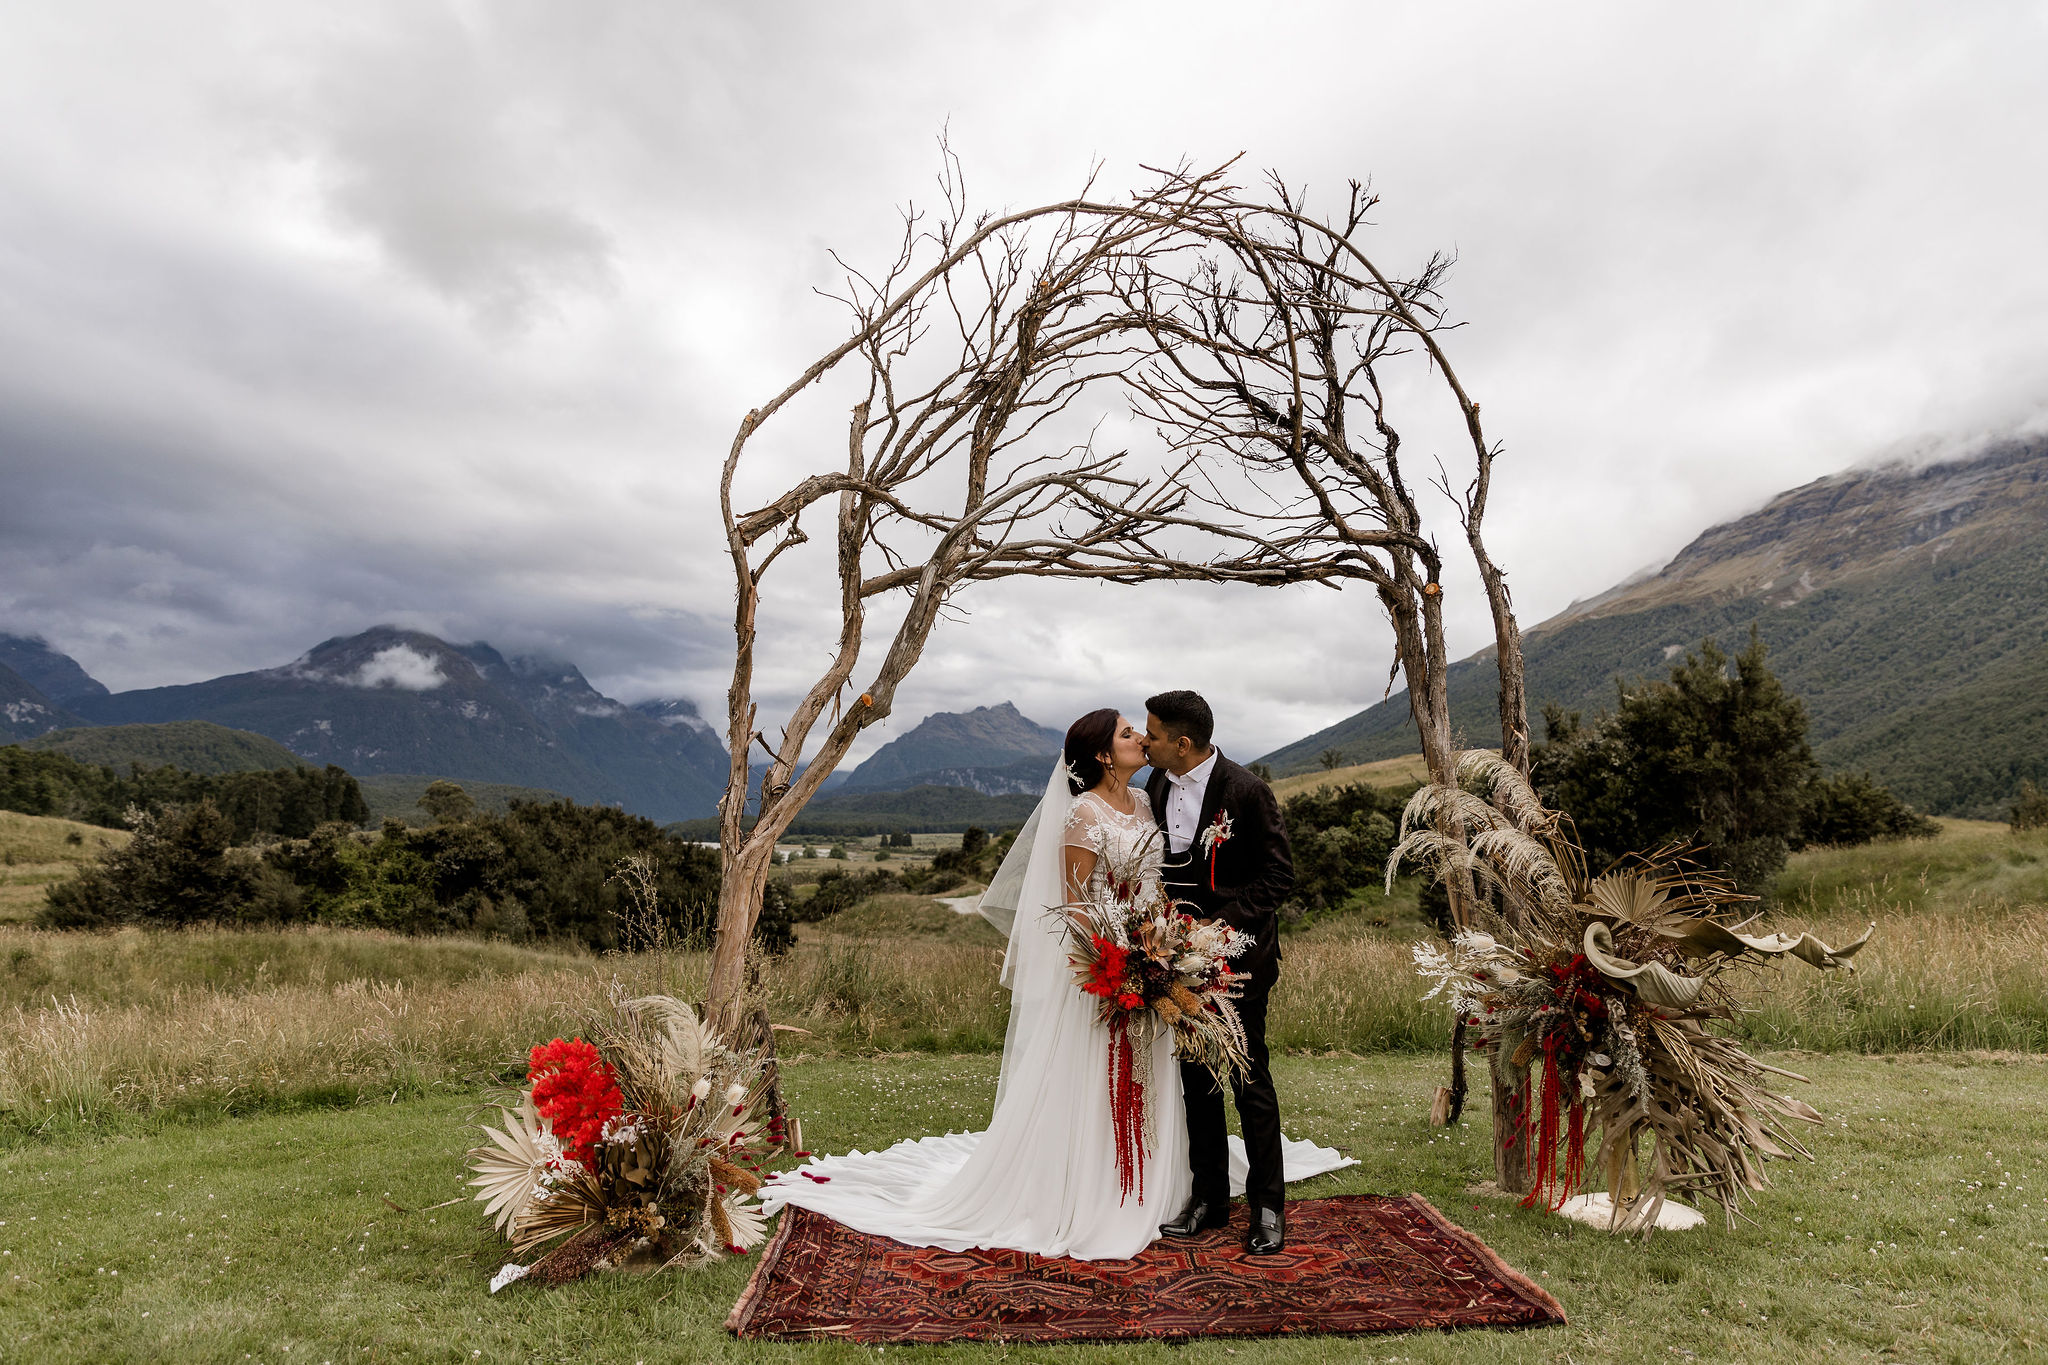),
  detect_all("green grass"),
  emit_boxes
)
[1778,819,2048,919]
[801,893,1007,948]
[1,1051,2044,1362]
